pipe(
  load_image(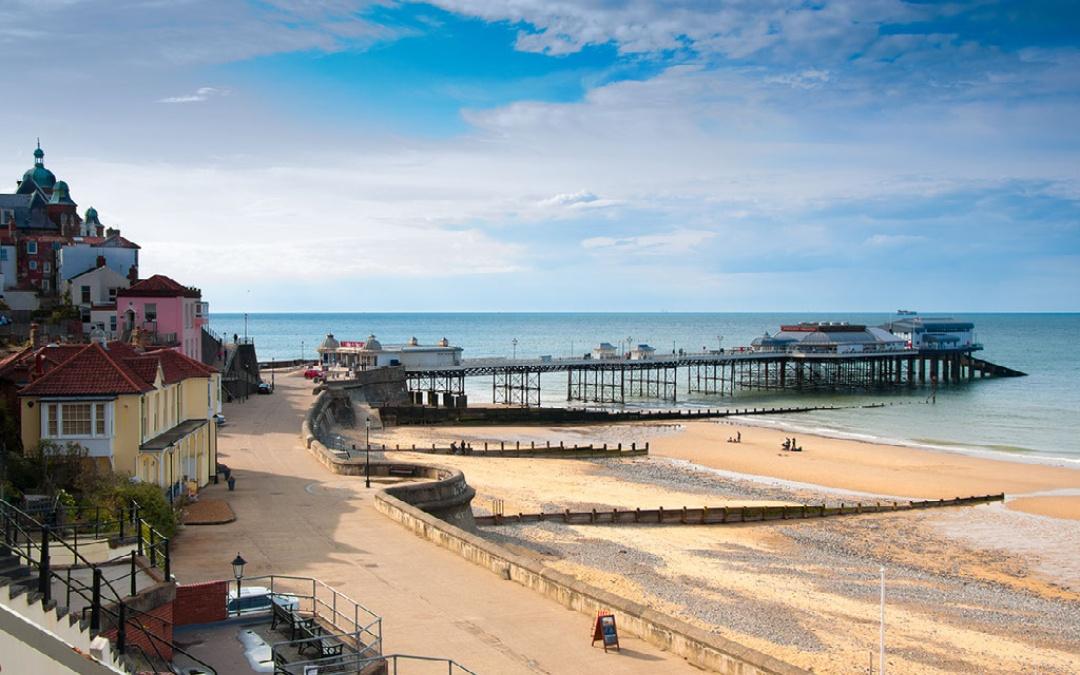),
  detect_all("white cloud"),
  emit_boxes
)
[865,234,928,248]
[582,229,718,255]
[158,87,229,104]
